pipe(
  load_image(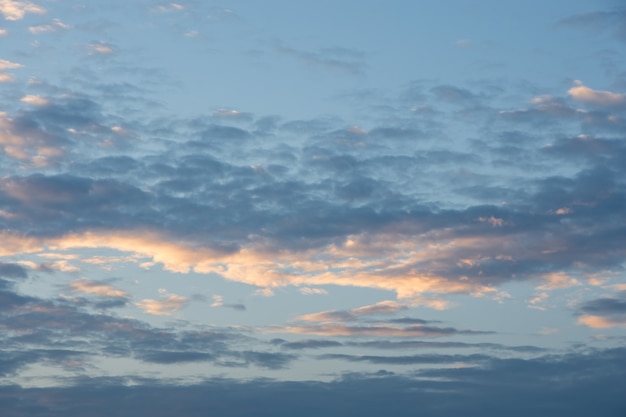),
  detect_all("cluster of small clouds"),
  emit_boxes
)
[0,262,296,380]
[0,0,45,21]
[269,301,492,338]
[0,75,624,325]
